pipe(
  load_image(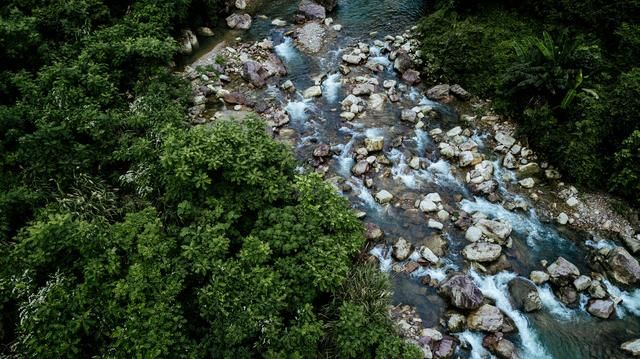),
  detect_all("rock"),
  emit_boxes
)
[297,0,326,21]
[352,83,375,96]
[566,197,579,207]
[375,190,393,204]
[463,242,502,262]
[401,69,421,85]
[271,19,287,27]
[428,219,444,230]
[196,27,214,37]
[332,24,342,31]
[573,275,592,291]
[226,13,252,30]
[459,151,480,167]
[179,34,194,54]
[589,280,607,299]
[503,152,517,169]
[401,109,417,123]
[264,53,287,76]
[547,257,580,286]
[466,226,483,242]
[508,277,542,312]
[364,222,383,240]
[545,169,562,180]
[426,84,451,100]
[423,234,448,257]
[368,93,385,111]
[393,237,412,261]
[419,199,438,212]
[518,177,535,188]
[281,80,295,92]
[621,338,640,356]
[495,132,516,148]
[383,80,397,89]
[242,60,268,87]
[303,85,322,98]
[447,313,466,332]
[235,0,247,9]
[296,22,326,53]
[364,136,384,152]
[313,144,331,158]
[342,54,363,65]
[476,219,512,243]
[606,246,640,285]
[517,163,541,178]
[483,333,519,359]
[408,156,420,170]
[223,92,247,105]
[351,160,370,176]
[468,304,504,332]
[556,285,578,305]
[446,126,463,138]
[557,212,569,225]
[421,247,439,264]
[530,270,550,285]
[450,84,470,100]
[587,299,615,319]
[393,51,412,73]
[438,273,484,310]
[434,336,456,358]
